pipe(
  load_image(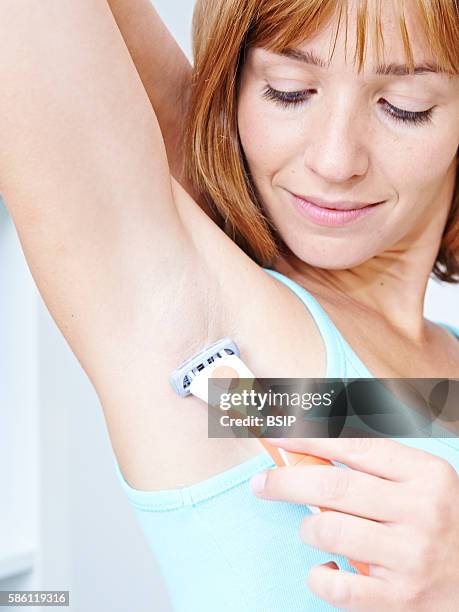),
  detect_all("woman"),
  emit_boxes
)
[1,0,458,610]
